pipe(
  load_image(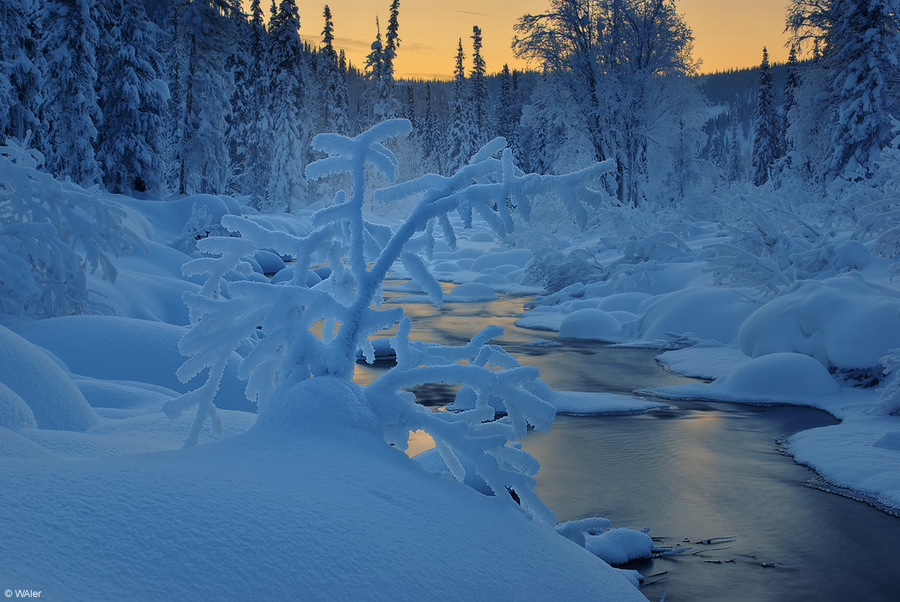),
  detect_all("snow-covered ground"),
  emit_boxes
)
[4,123,900,599]
[0,137,656,600]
